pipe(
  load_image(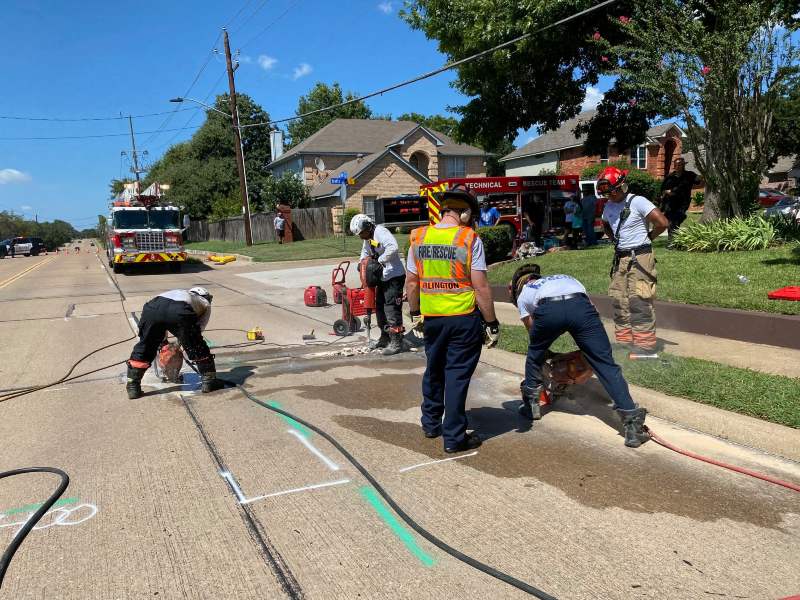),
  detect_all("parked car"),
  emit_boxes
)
[764,197,800,221]
[8,236,45,256]
[758,188,792,208]
[0,239,10,258]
